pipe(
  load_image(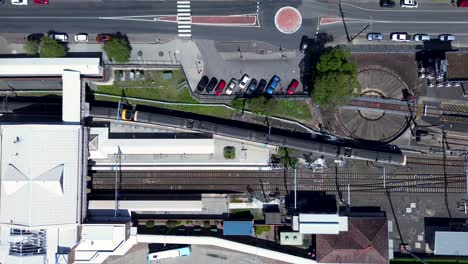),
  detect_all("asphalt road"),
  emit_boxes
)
[1,0,468,47]
[0,0,317,48]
